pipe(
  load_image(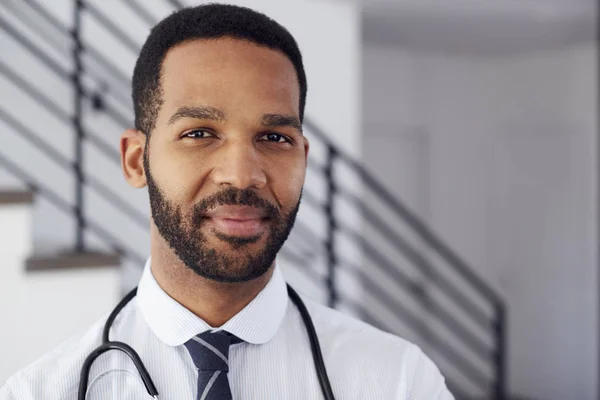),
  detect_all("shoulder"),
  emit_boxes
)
[1,318,104,399]
[299,297,453,399]
[302,296,416,355]
[1,300,137,400]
